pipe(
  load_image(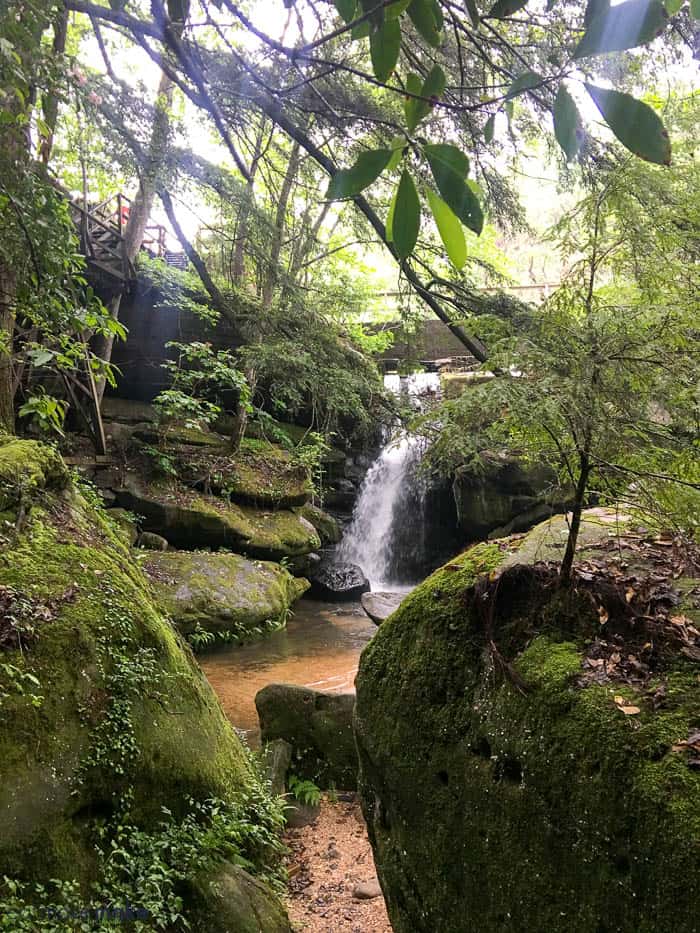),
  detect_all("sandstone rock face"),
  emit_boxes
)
[360,591,405,625]
[116,476,320,561]
[187,862,293,933]
[256,684,358,789]
[143,550,308,636]
[452,456,568,541]
[355,515,700,933]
